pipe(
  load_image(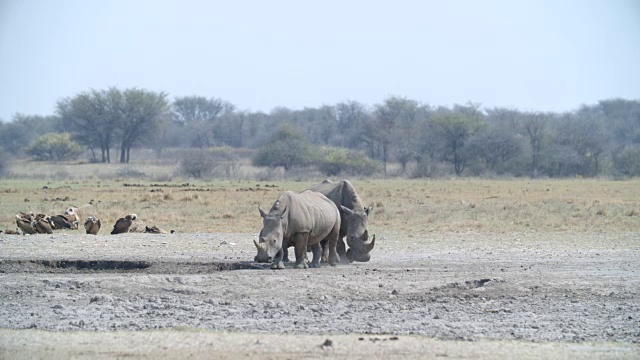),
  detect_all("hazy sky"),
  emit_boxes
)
[1,0,639,121]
